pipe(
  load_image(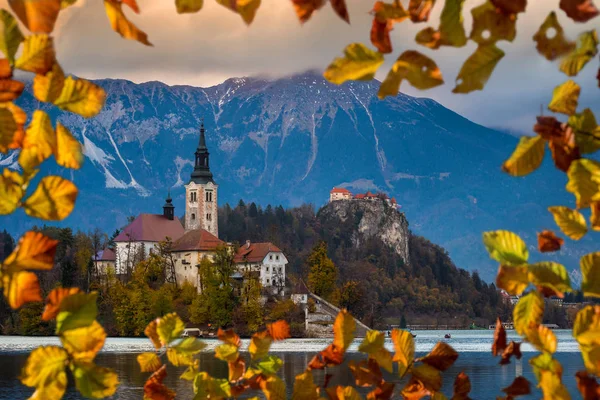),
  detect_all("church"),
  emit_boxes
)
[110,123,288,291]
